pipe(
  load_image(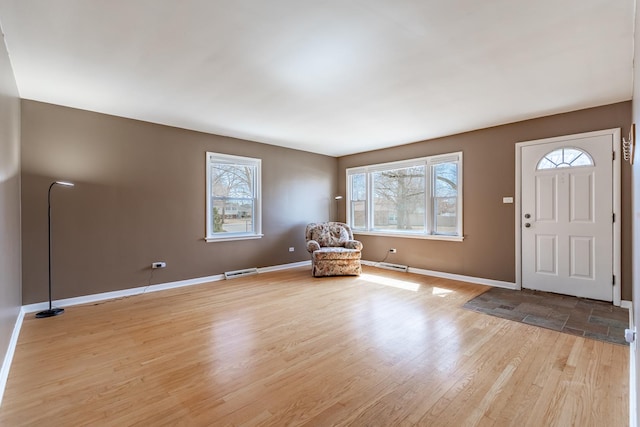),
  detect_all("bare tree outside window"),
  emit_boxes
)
[211,164,255,234]
[373,166,425,230]
[433,162,458,234]
[206,152,261,241]
[350,173,367,229]
[346,152,462,238]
